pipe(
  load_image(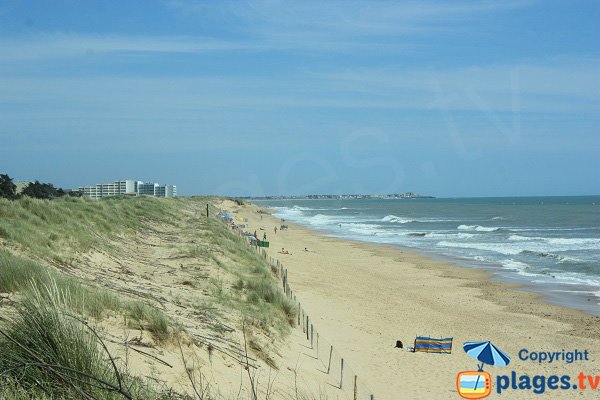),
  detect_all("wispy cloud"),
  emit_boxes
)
[167,0,535,37]
[1,56,597,122]
[0,34,260,61]
[0,0,536,61]
[316,56,600,113]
